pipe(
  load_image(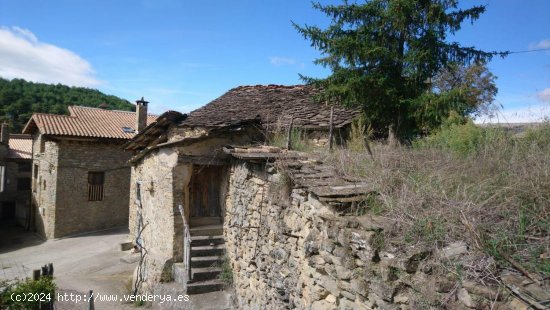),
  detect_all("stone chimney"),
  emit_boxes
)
[136,97,149,133]
[0,123,8,144]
